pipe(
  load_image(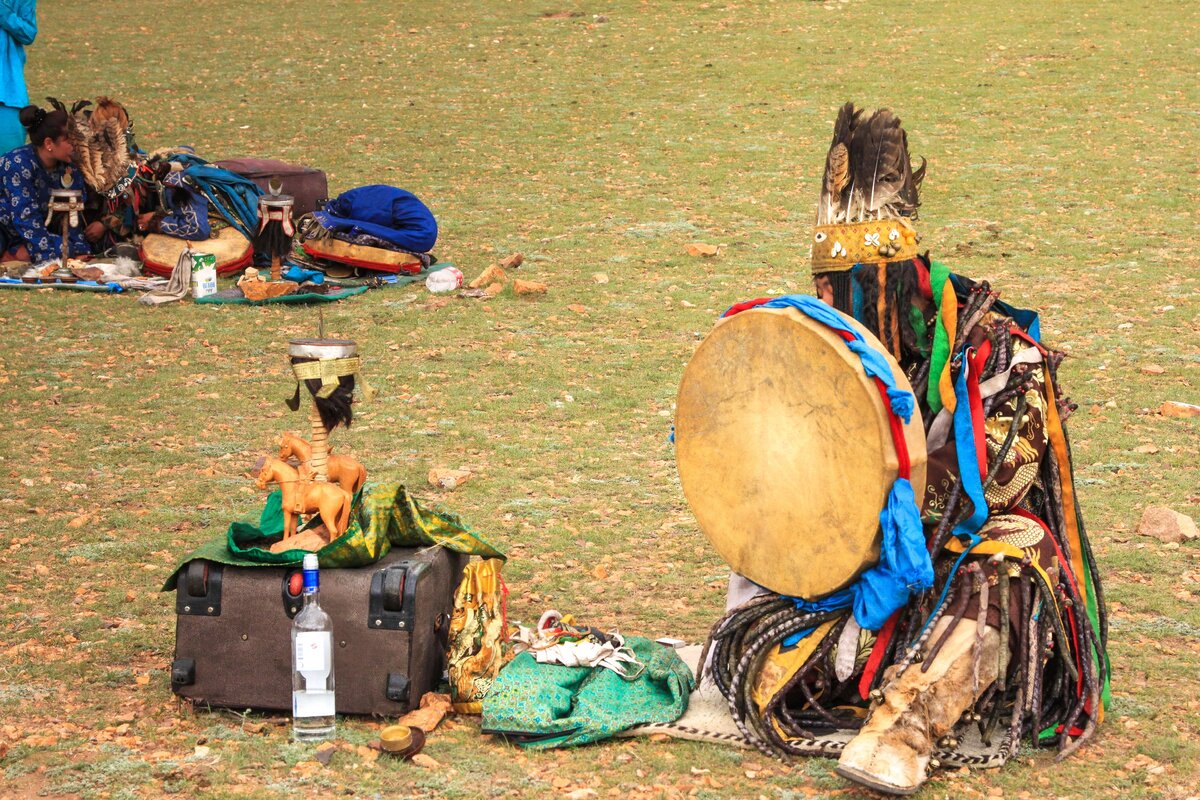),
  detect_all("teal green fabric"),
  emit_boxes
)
[481,637,694,748]
[195,285,369,305]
